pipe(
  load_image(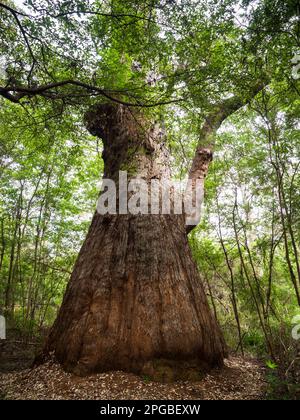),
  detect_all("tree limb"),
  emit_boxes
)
[0,1,36,78]
[0,79,184,107]
[186,80,267,233]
